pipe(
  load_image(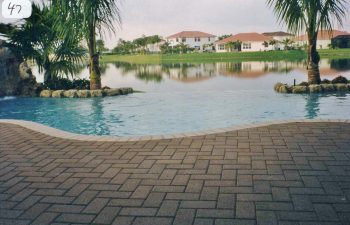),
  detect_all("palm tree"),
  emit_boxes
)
[262,41,269,48]
[53,0,121,89]
[269,40,279,50]
[225,42,235,52]
[281,38,294,50]
[3,4,86,83]
[267,0,348,84]
[233,40,242,52]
